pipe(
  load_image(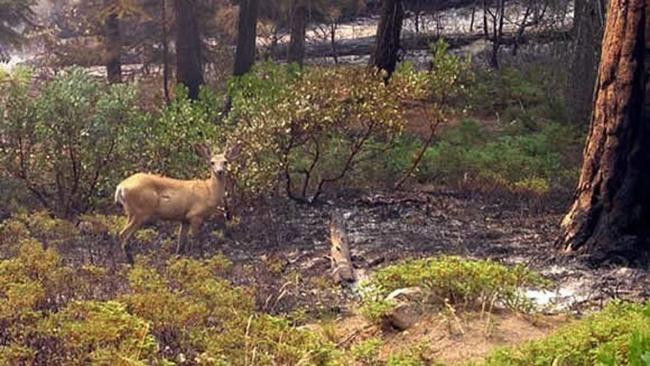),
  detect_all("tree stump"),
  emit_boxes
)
[330,212,356,284]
